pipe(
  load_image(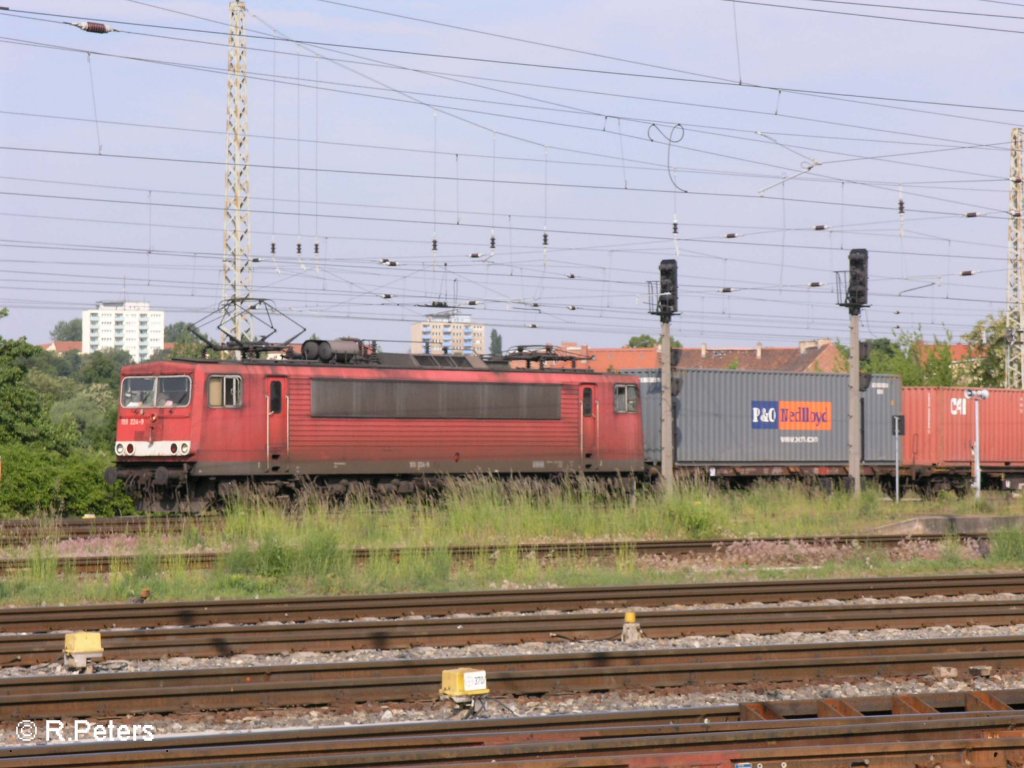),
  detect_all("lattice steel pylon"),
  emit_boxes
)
[1008,127,1024,388]
[222,0,252,345]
